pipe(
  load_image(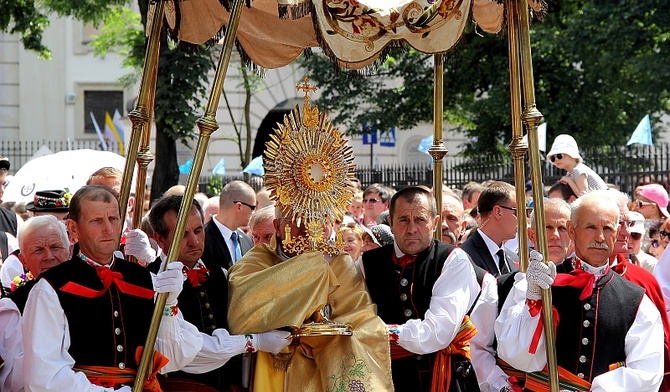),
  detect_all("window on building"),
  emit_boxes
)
[84,91,124,134]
